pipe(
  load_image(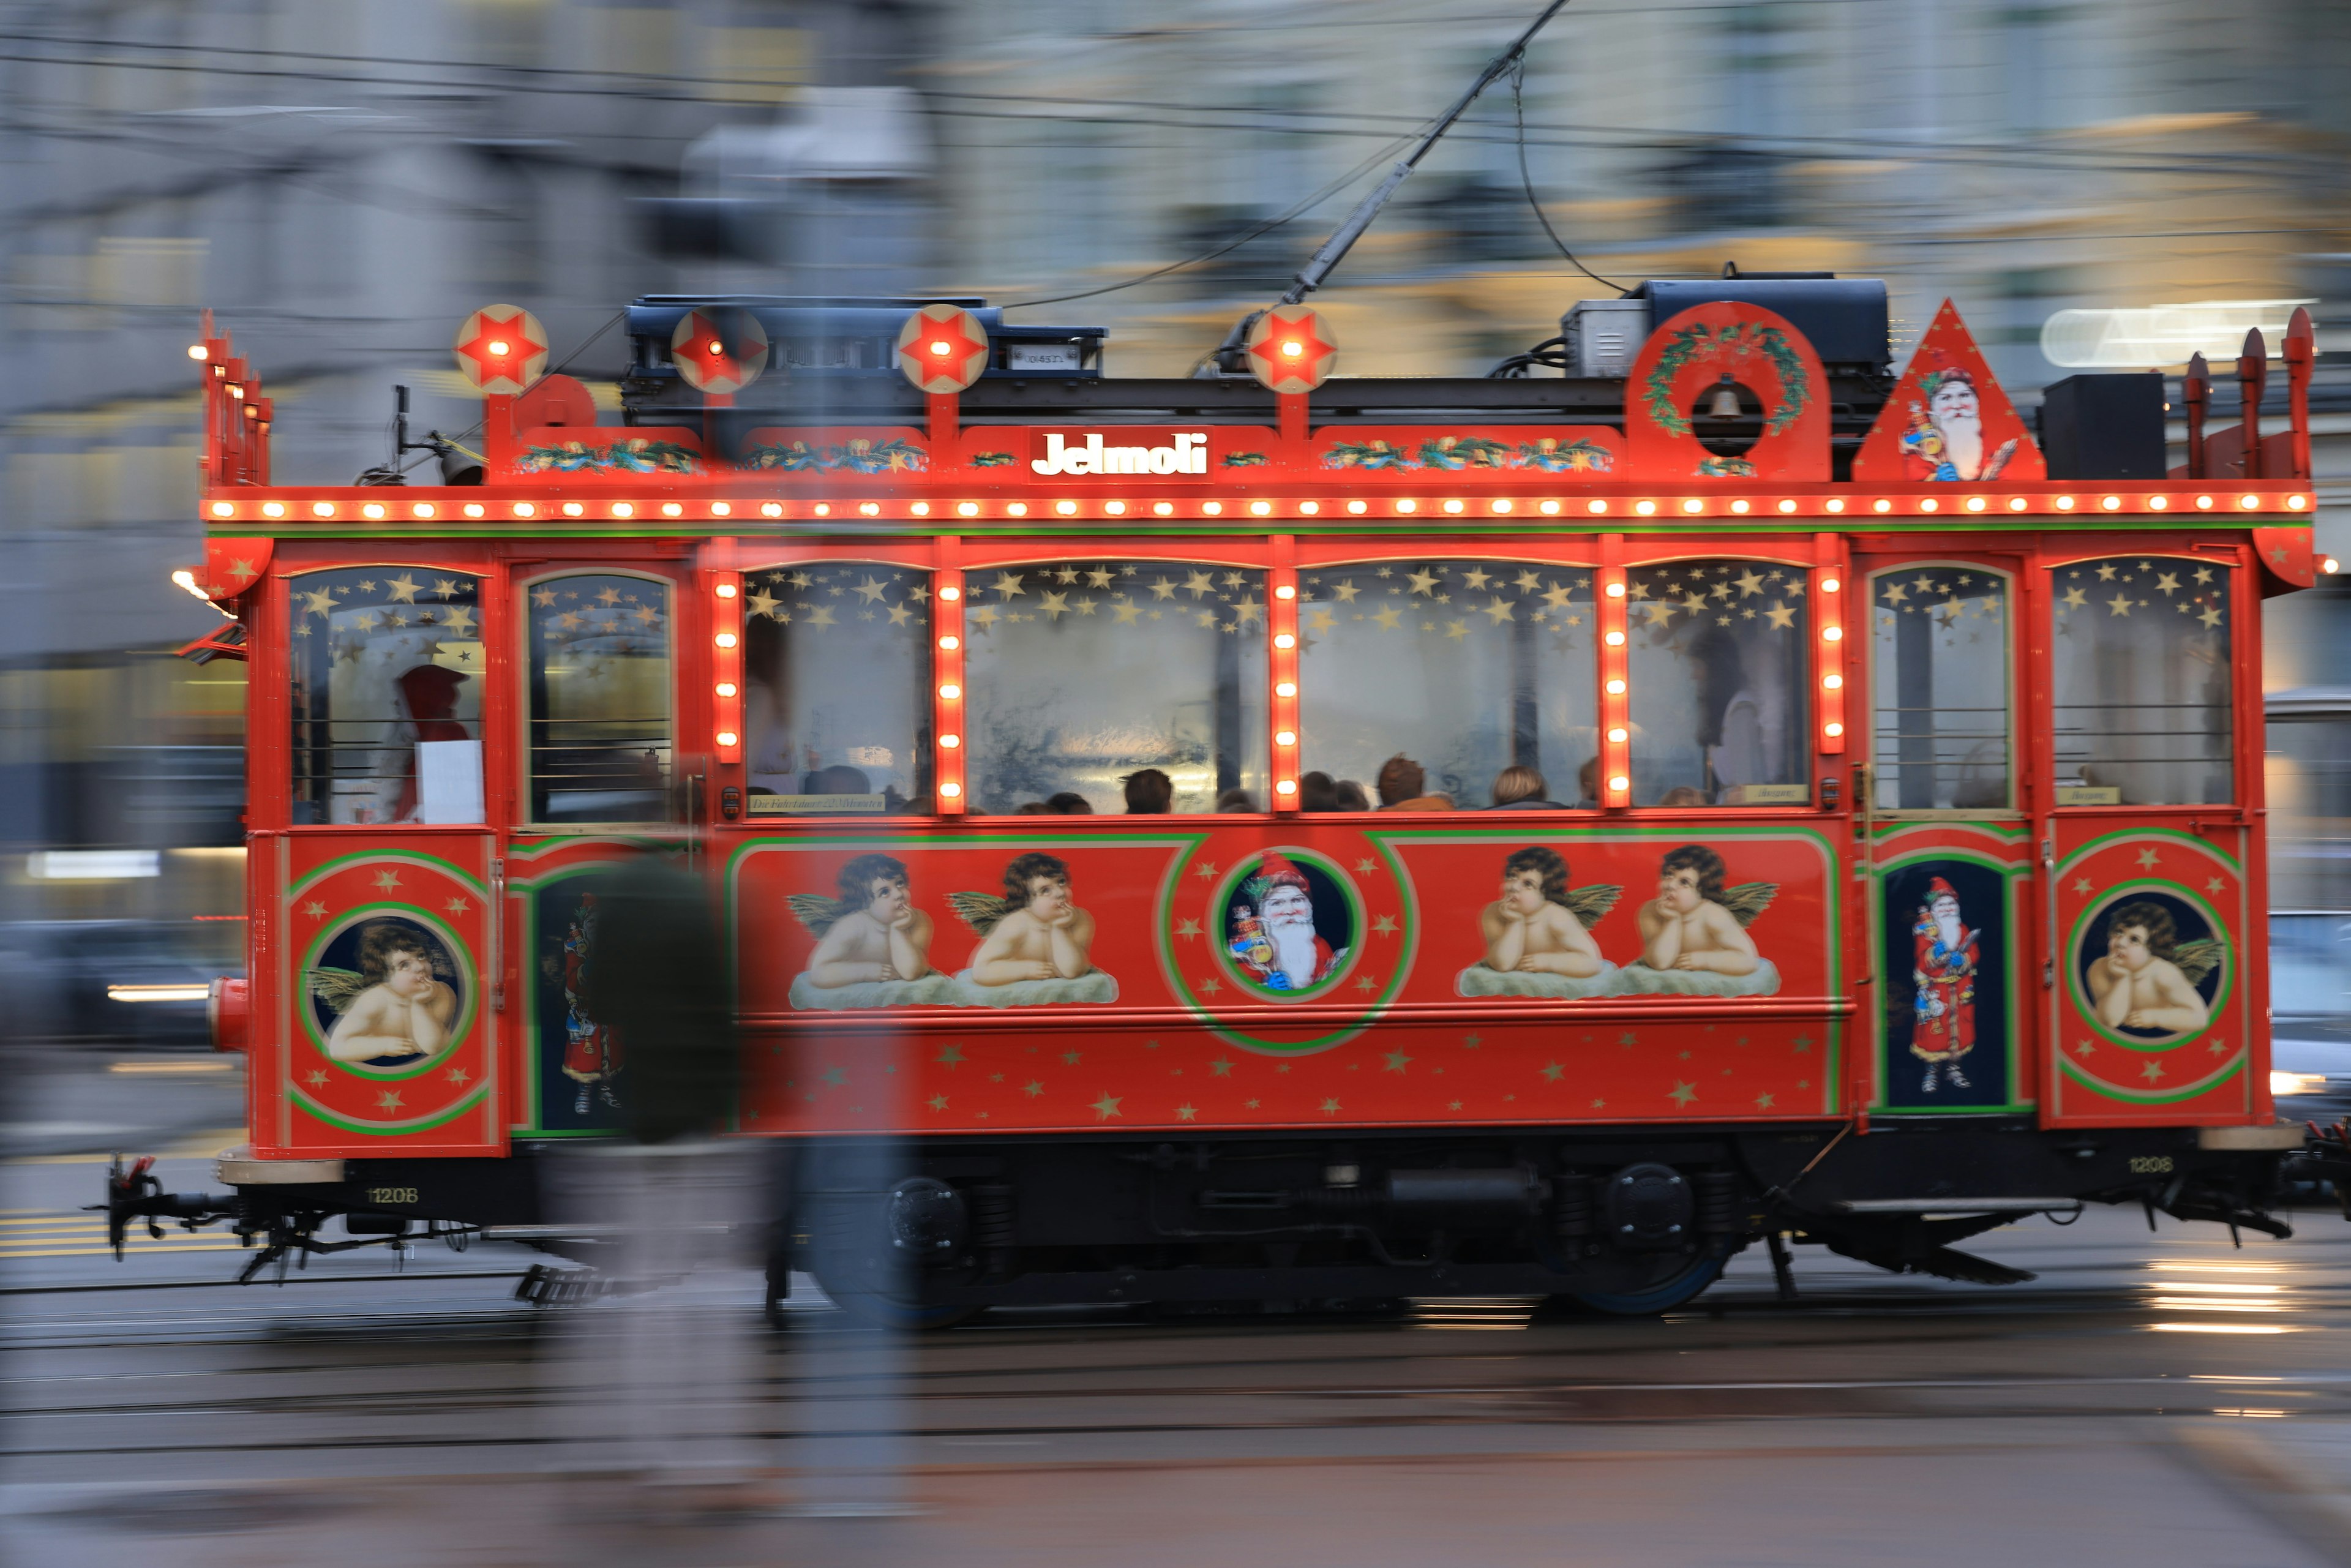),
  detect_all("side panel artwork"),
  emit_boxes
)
[257,831,502,1157]
[2045,824,2251,1125]
[733,823,1846,1136]
[1869,827,2033,1114]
